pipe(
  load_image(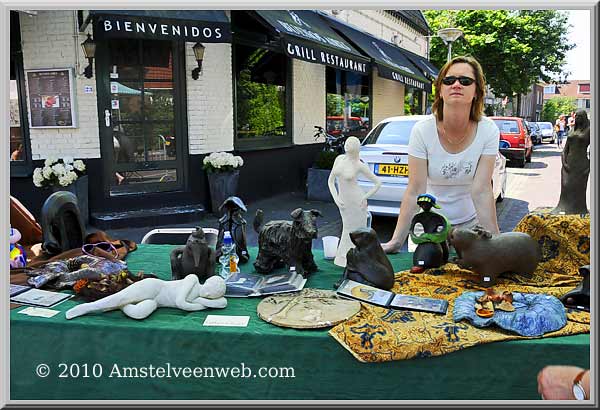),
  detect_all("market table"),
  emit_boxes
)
[10,245,589,400]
